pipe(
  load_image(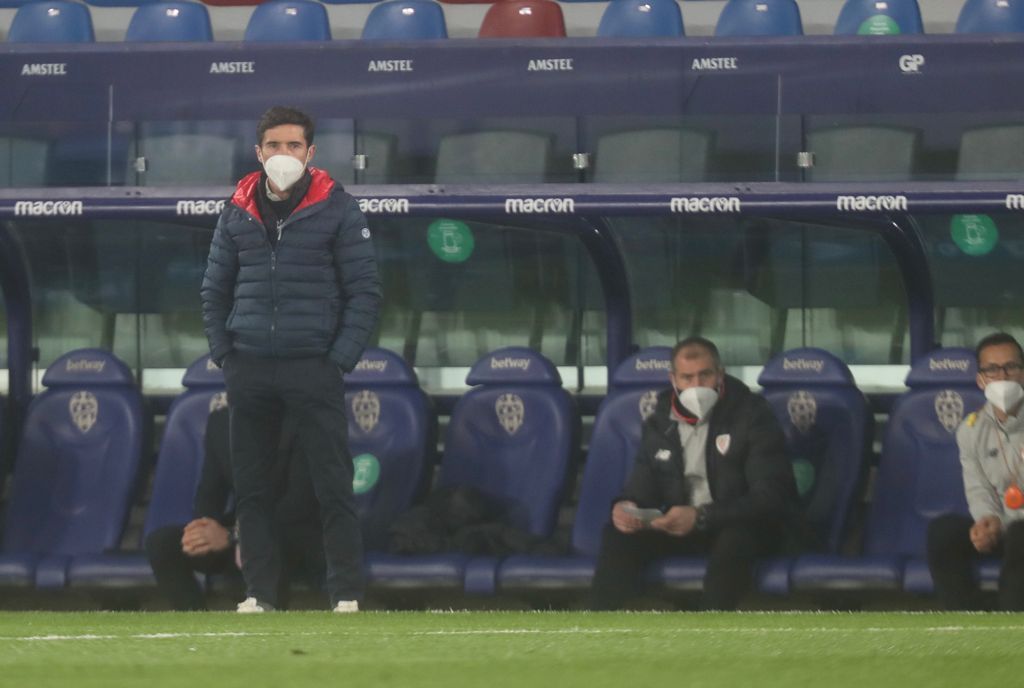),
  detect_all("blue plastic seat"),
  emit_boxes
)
[125,1,214,41]
[7,1,95,42]
[345,348,435,550]
[0,350,144,589]
[834,0,923,35]
[596,0,684,37]
[367,347,577,595]
[791,348,982,594]
[67,354,226,589]
[715,0,802,36]
[957,0,1024,33]
[244,0,331,42]
[361,0,447,39]
[498,347,671,593]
